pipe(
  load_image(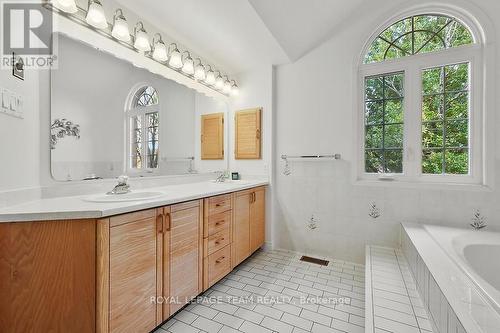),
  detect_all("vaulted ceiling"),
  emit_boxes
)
[114,0,402,74]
